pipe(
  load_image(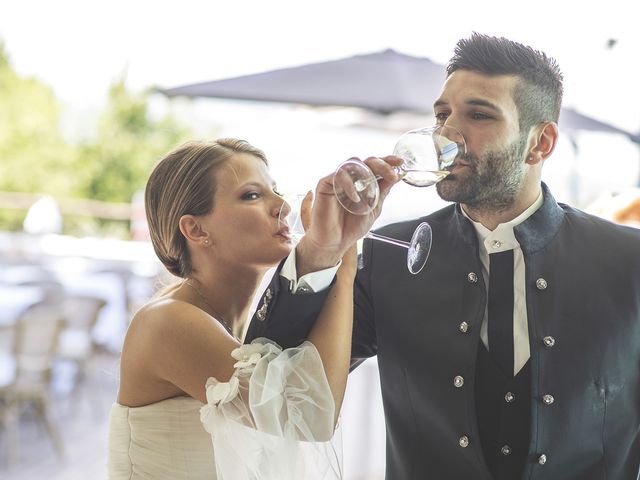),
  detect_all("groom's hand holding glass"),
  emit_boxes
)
[294,155,403,277]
